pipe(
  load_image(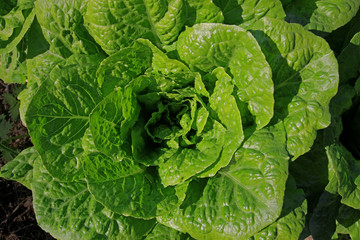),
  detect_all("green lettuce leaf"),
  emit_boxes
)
[250,176,307,240]
[85,90,175,218]
[184,0,223,25]
[158,123,289,240]
[0,13,49,84]
[18,50,63,126]
[283,0,360,34]
[32,154,156,240]
[0,38,27,83]
[177,23,274,129]
[26,54,103,181]
[327,144,360,210]
[89,39,244,187]
[84,0,186,54]
[213,0,285,28]
[250,17,339,159]
[35,0,102,57]
[0,147,38,189]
